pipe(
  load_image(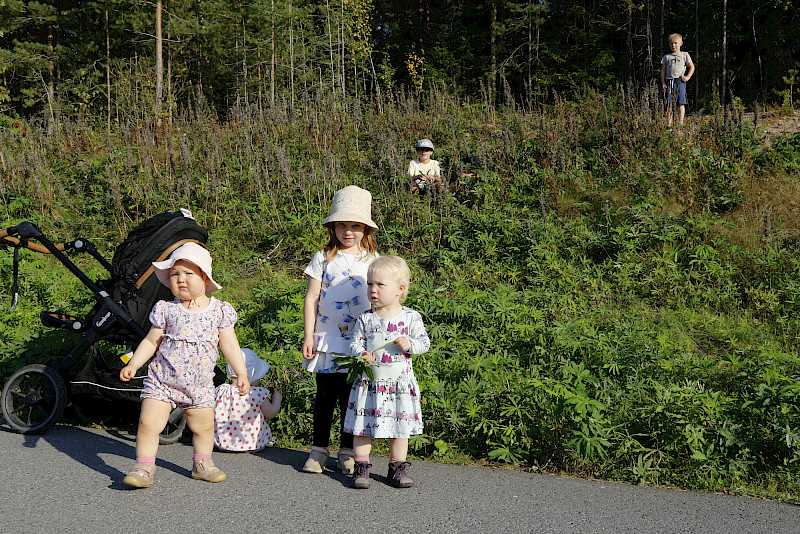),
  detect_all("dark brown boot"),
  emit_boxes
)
[387,460,414,488]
